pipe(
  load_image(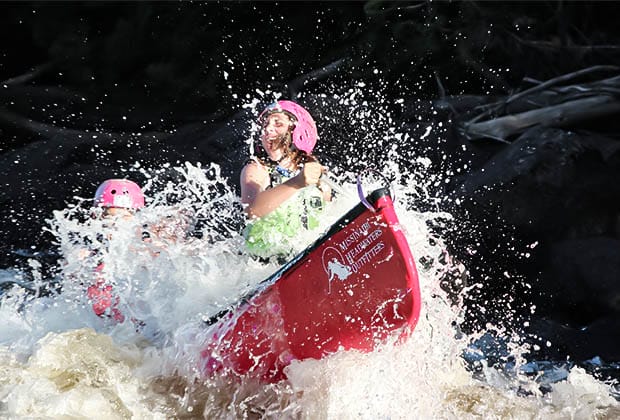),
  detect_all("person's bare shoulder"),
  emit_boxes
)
[240,160,270,206]
[241,160,268,185]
